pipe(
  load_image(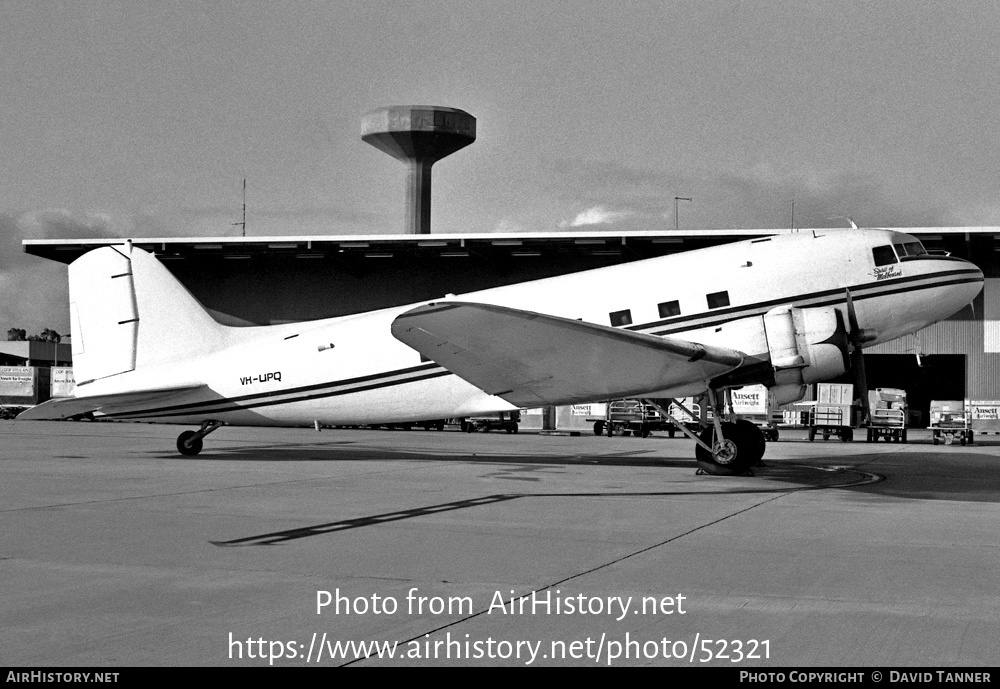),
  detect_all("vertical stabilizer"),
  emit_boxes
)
[68,247,138,383]
[68,245,226,384]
